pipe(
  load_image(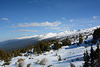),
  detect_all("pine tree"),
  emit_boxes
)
[20,48,26,53]
[84,50,89,67]
[85,35,88,40]
[96,43,99,54]
[79,37,83,44]
[37,47,41,54]
[97,54,100,67]
[93,28,100,40]
[54,42,61,50]
[96,43,100,67]
[44,44,50,51]
[0,49,5,60]
[90,45,95,67]
[62,38,71,46]
[33,47,36,53]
